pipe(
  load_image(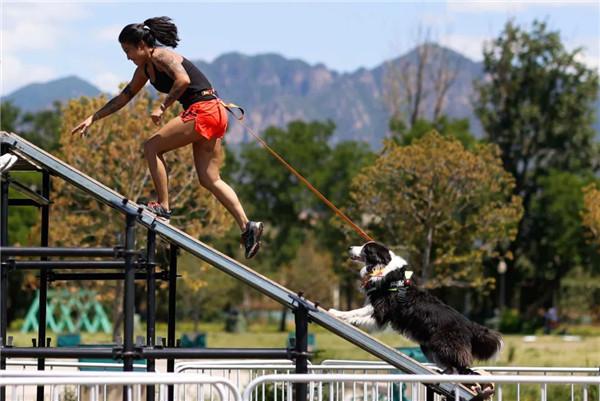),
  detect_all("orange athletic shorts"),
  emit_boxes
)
[180,99,228,140]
